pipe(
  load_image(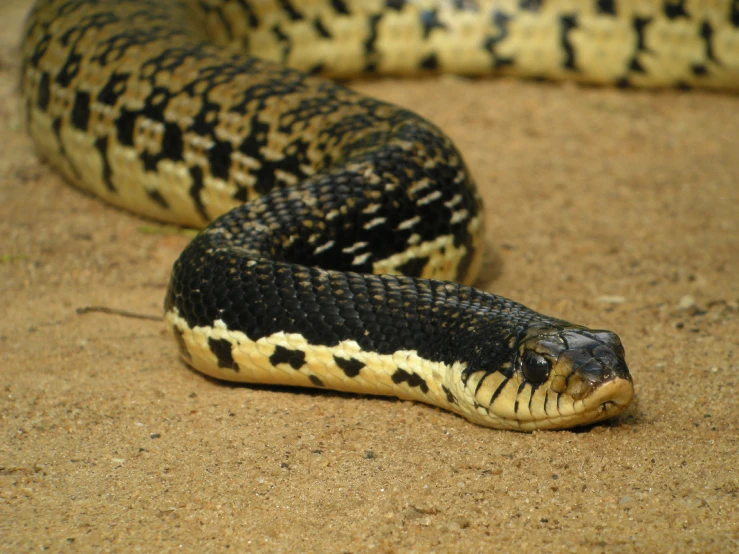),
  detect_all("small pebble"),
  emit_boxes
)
[596,295,626,304]
[678,295,696,310]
